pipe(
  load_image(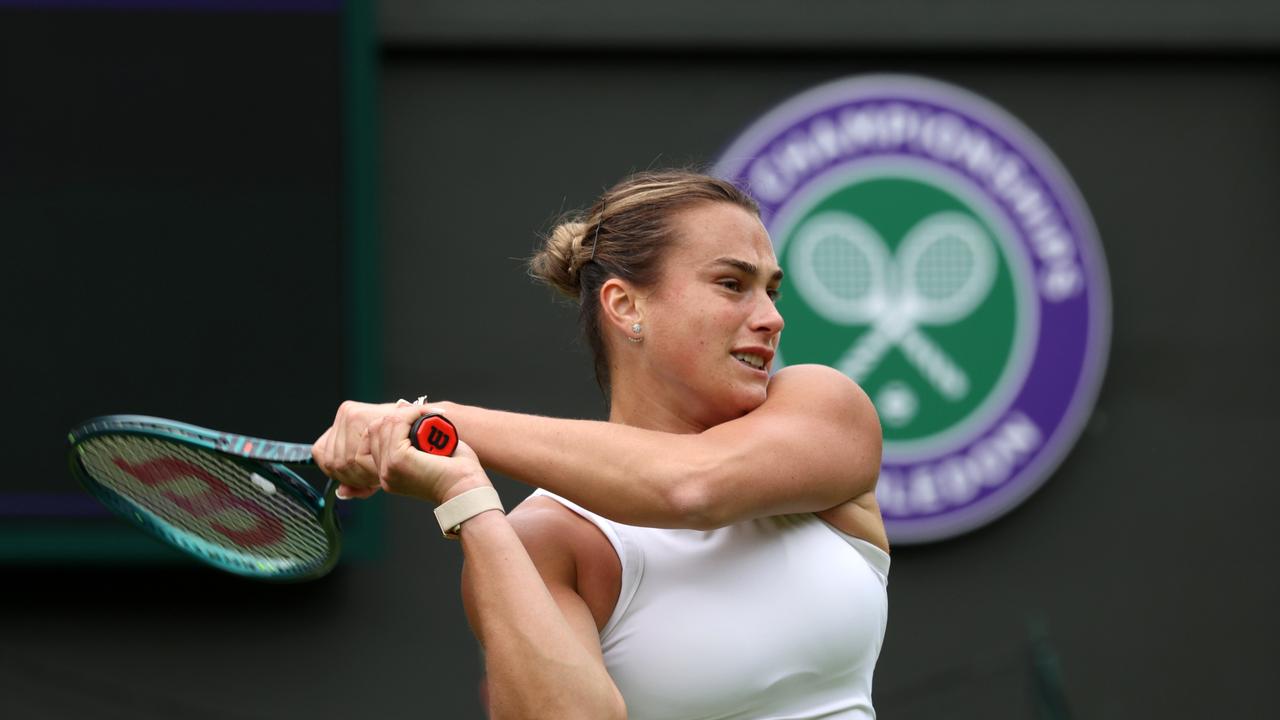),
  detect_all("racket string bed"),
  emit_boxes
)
[913,235,977,300]
[815,235,875,300]
[75,435,330,569]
